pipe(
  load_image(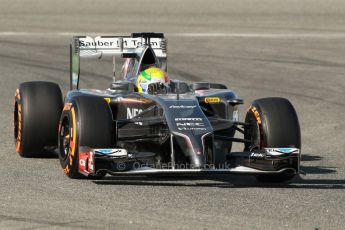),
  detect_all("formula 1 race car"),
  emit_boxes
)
[14,32,301,182]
